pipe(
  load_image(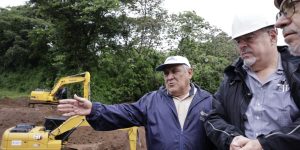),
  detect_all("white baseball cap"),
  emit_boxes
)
[156,56,191,71]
